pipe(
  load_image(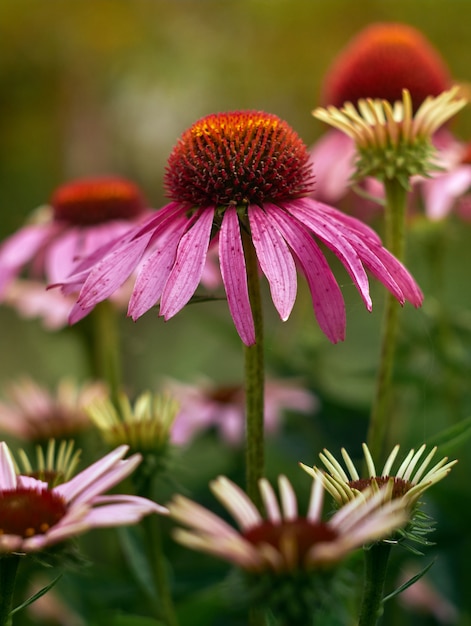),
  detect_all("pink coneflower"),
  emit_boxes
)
[61,110,422,345]
[167,377,317,446]
[0,442,166,553]
[169,475,406,570]
[0,377,107,442]
[0,176,150,326]
[310,22,454,209]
